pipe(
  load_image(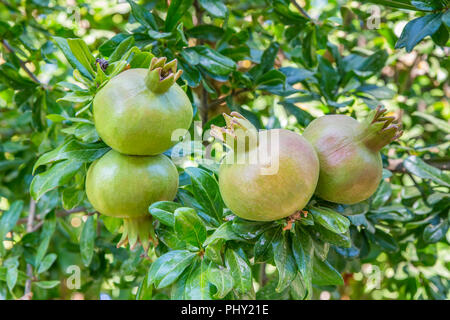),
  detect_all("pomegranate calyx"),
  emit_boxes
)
[145,57,183,94]
[360,106,403,151]
[210,112,259,151]
[117,216,158,252]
